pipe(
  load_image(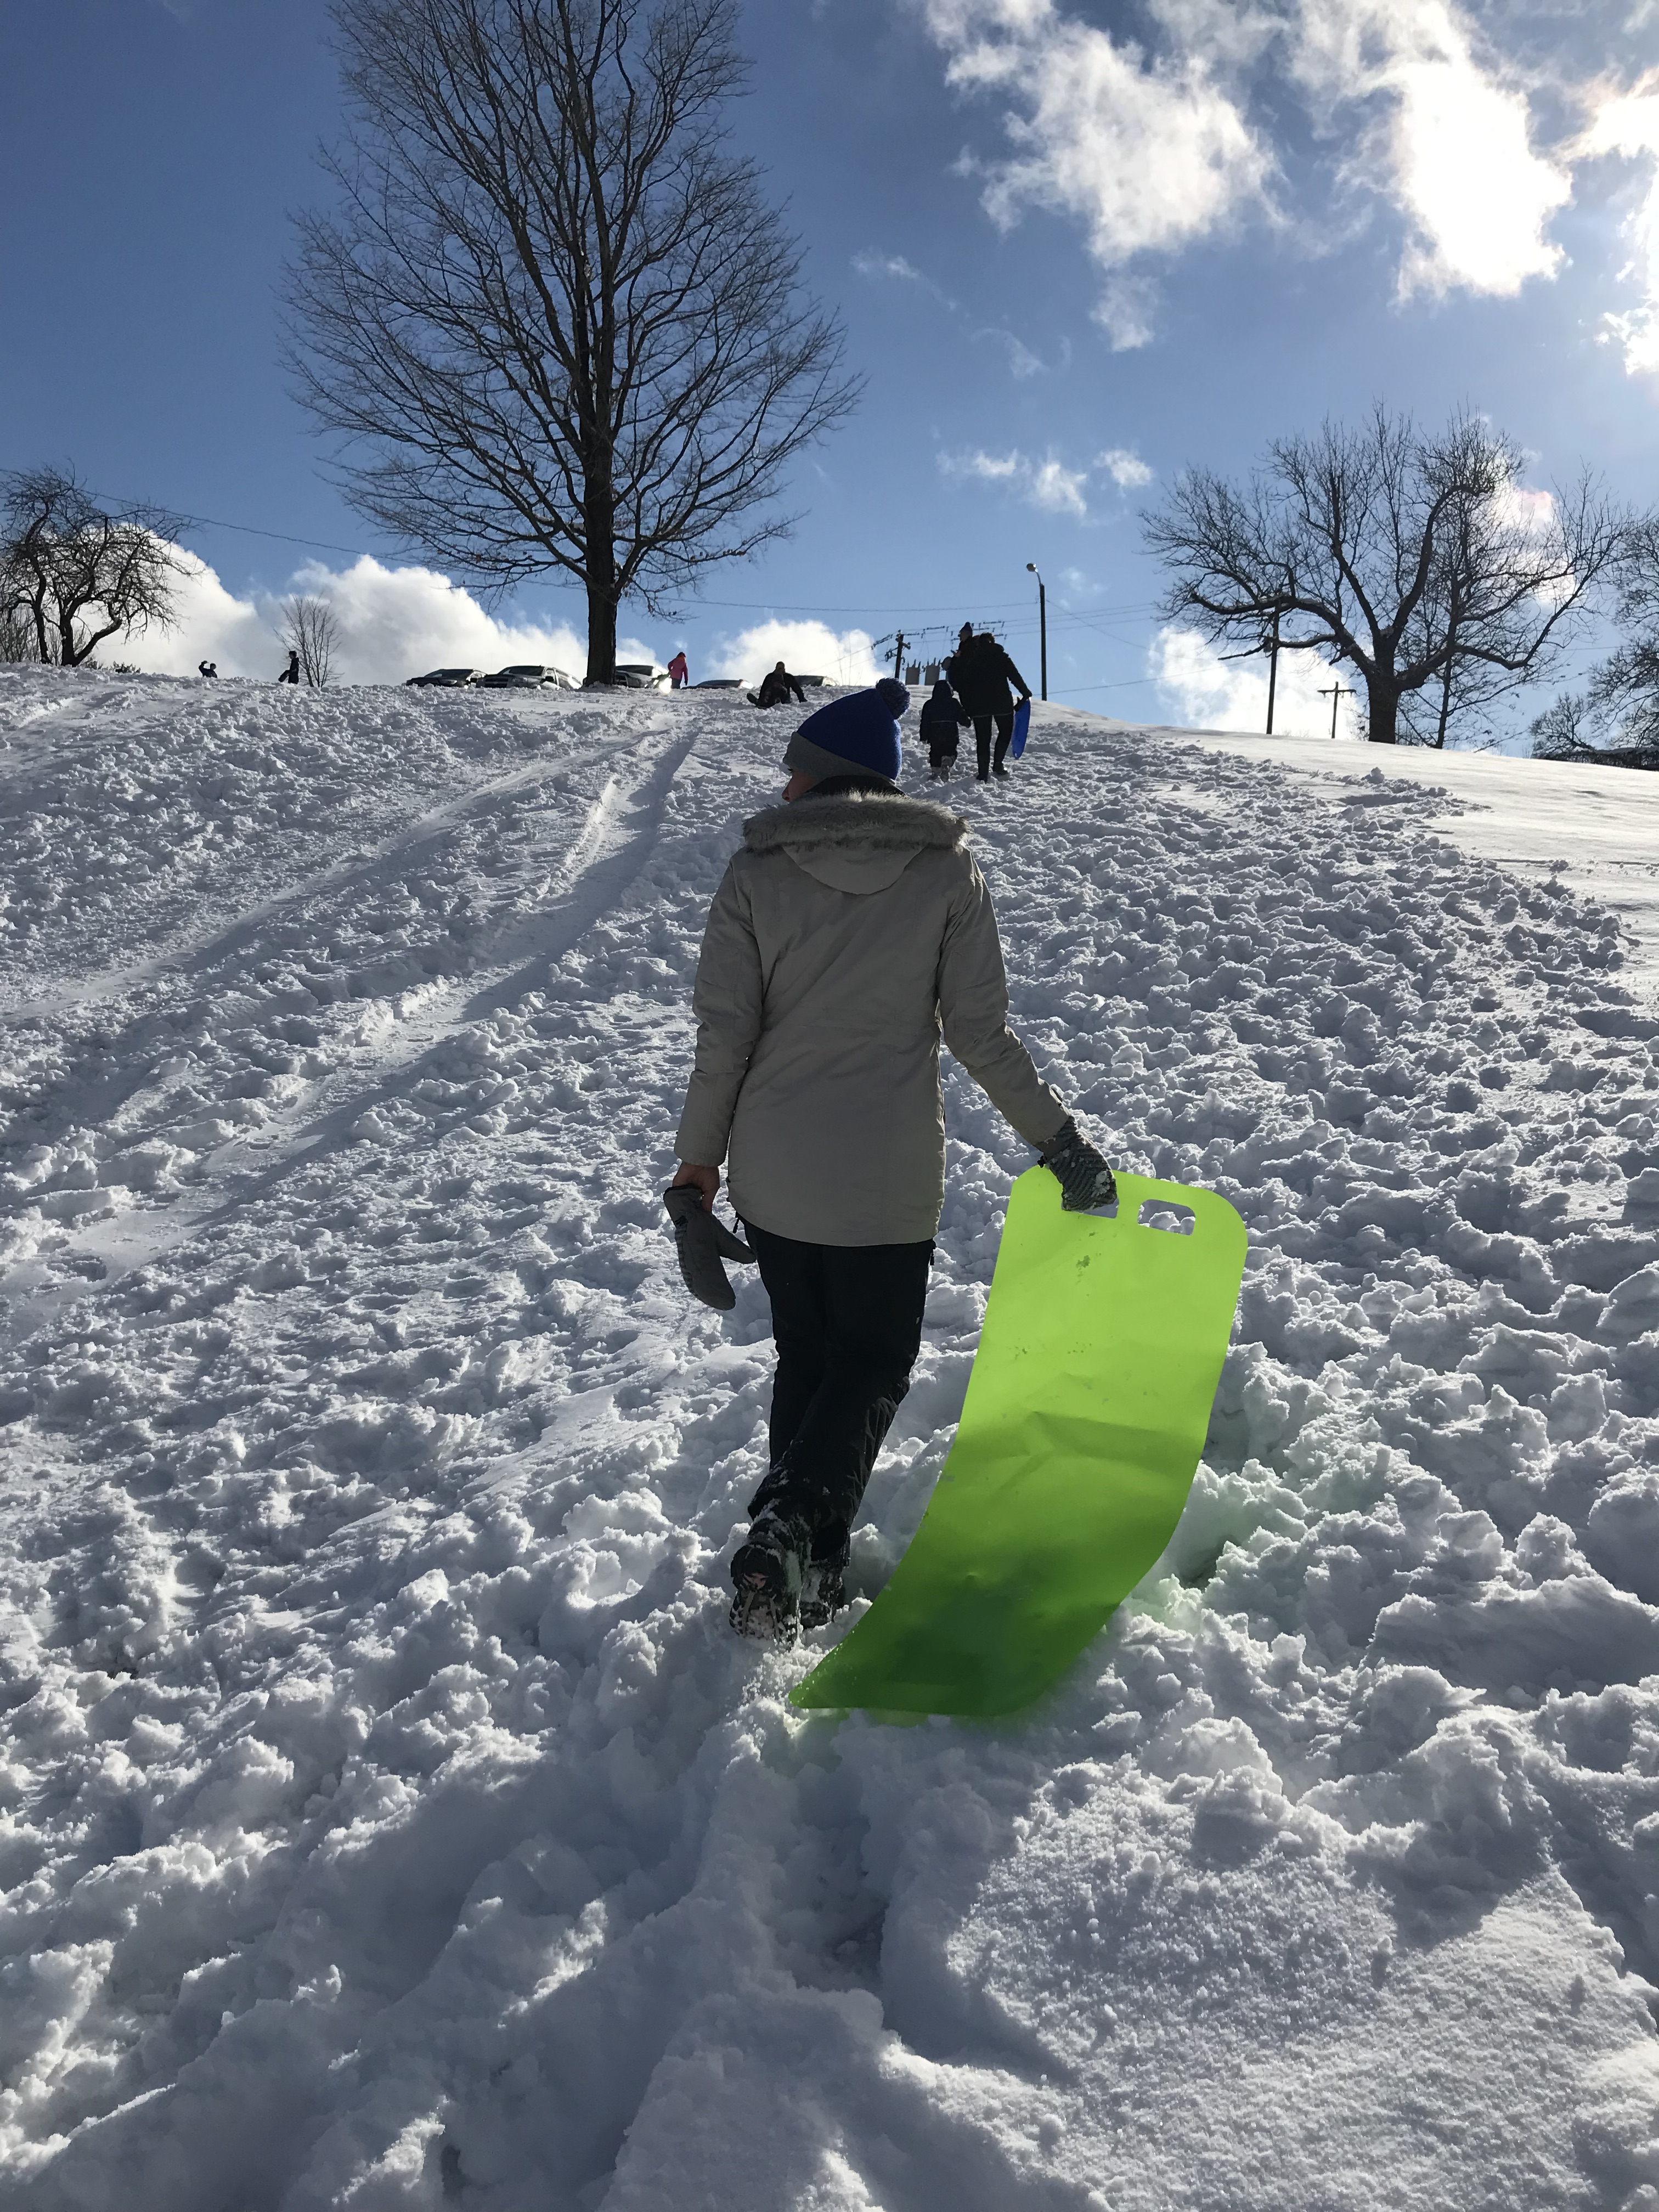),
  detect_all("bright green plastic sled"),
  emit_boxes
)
[791,1168,1247,1718]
